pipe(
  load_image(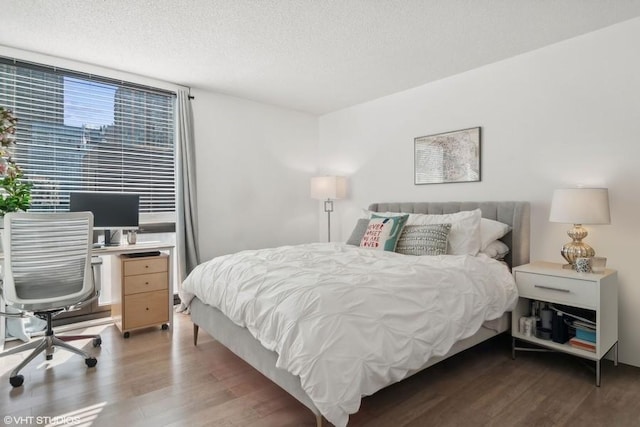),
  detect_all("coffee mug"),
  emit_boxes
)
[591,256,607,274]
[127,230,137,245]
[575,257,592,273]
